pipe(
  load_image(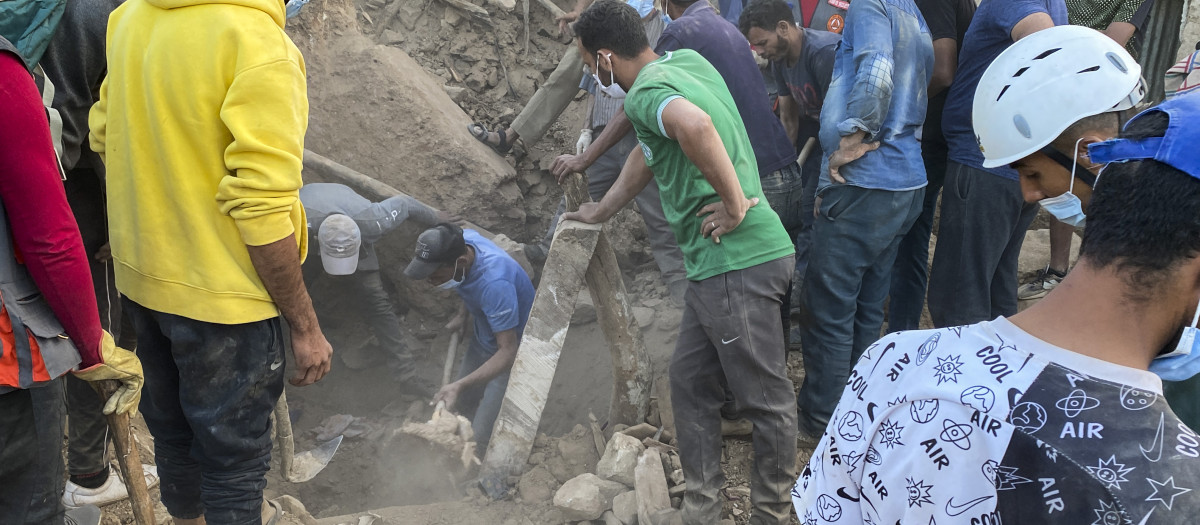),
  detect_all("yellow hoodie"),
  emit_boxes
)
[90,0,309,324]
